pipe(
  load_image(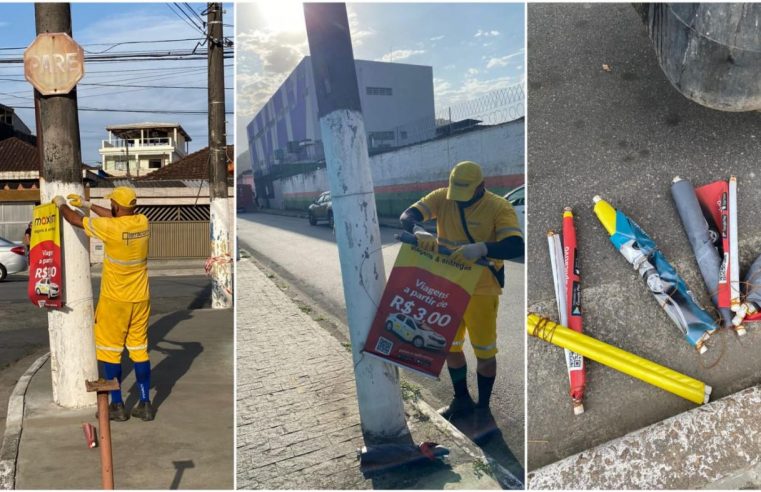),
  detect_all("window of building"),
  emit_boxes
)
[366,86,393,96]
[148,159,162,169]
[0,108,13,125]
[400,131,408,140]
[369,131,395,142]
